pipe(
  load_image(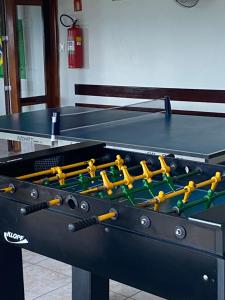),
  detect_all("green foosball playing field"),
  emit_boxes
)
[2,154,224,220]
